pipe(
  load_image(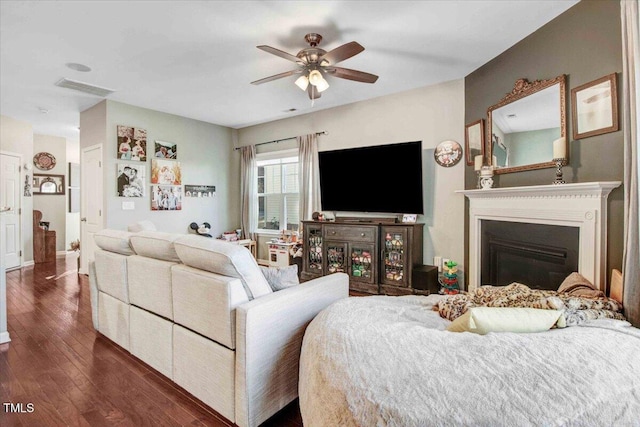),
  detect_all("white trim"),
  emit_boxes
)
[458,181,621,292]
[256,148,298,162]
[0,331,10,344]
